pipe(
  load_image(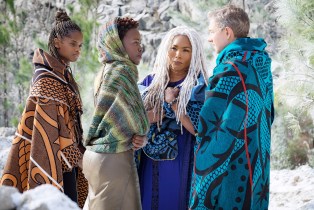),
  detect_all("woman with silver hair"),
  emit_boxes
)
[138,26,208,210]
